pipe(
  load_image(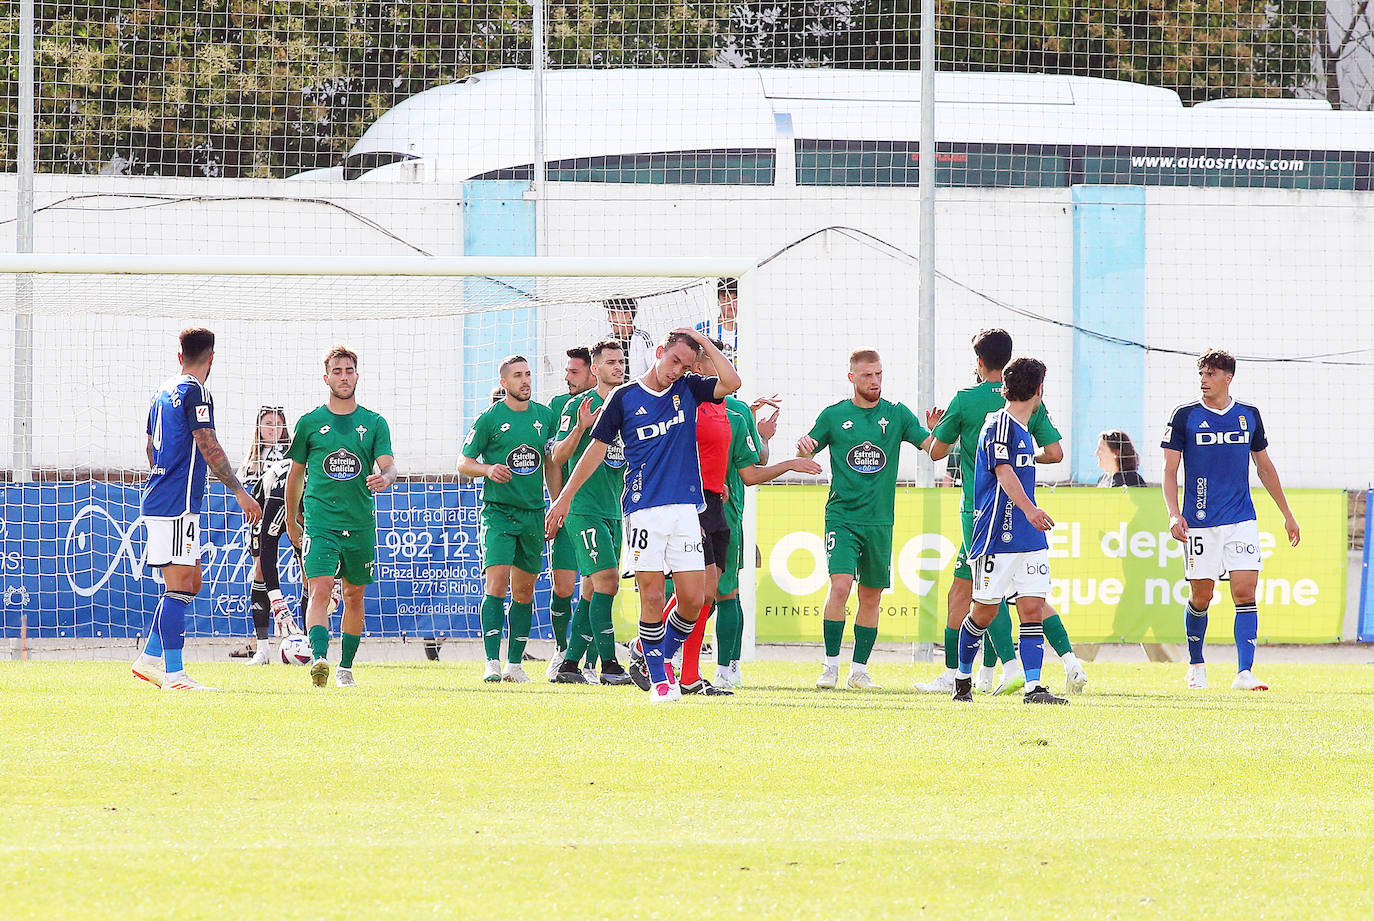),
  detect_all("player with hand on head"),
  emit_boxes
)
[548,338,634,685]
[132,328,263,691]
[546,328,740,704]
[546,347,596,680]
[459,355,558,684]
[914,328,1085,695]
[797,348,933,691]
[284,346,396,689]
[1162,349,1299,692]
[952,358,1067,706]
